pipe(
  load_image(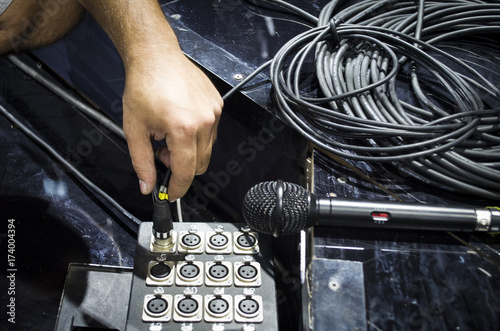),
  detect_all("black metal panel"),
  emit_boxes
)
[32,7,309,214]
[125,222,279,331]
[0,57,137,331]
[308,149,500,331]
[312,227,500,331]
[55,265,133,331]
